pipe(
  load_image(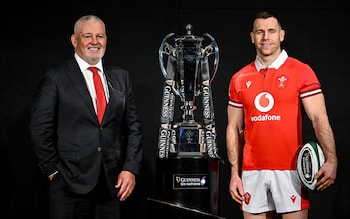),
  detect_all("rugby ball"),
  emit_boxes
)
[297,141,325,191]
